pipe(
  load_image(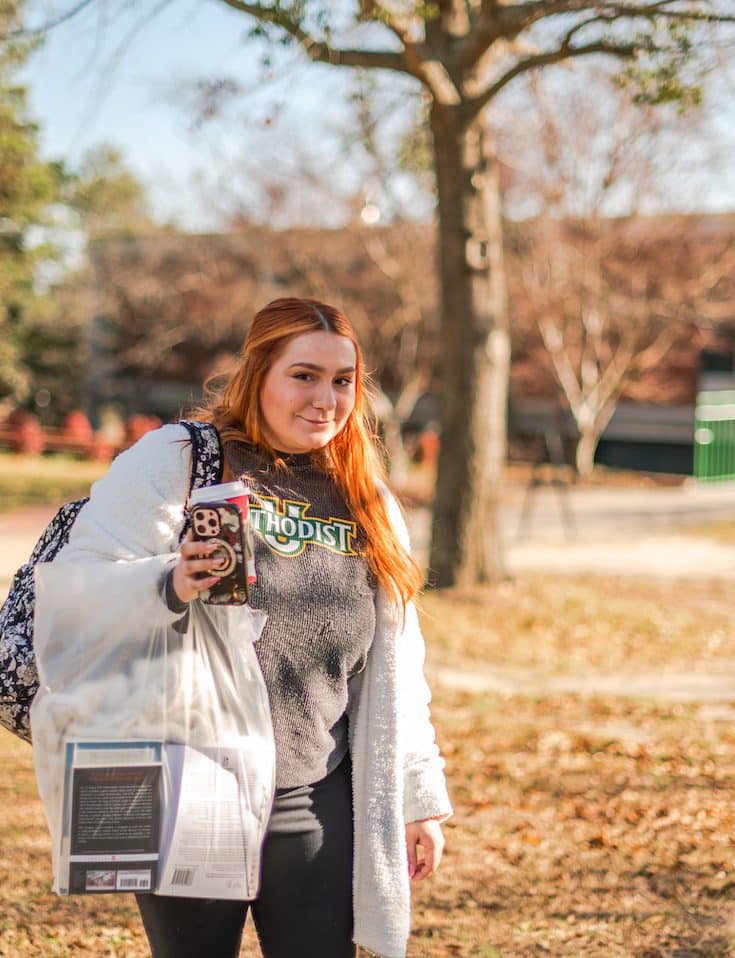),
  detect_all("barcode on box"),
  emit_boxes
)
[116,870,152,891]
[171,867,195,886]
